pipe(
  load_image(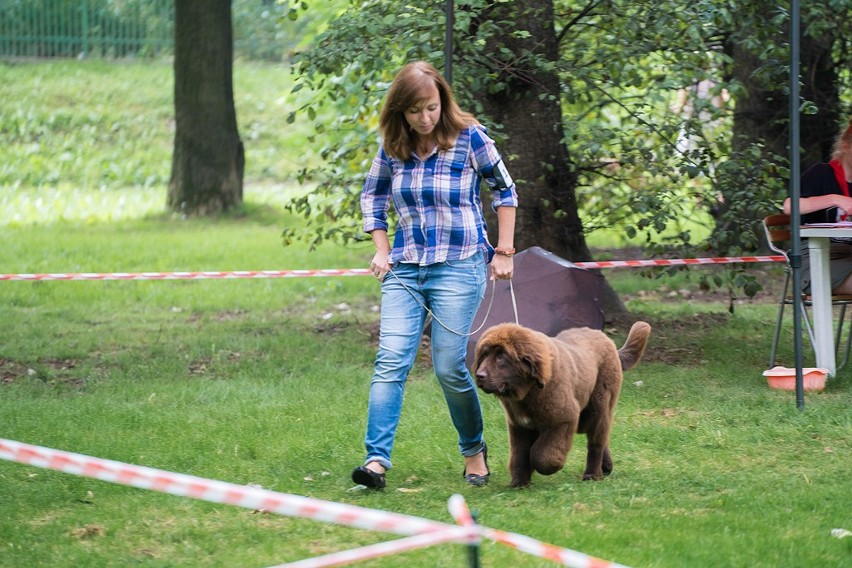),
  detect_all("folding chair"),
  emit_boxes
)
[764,213,852,368]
